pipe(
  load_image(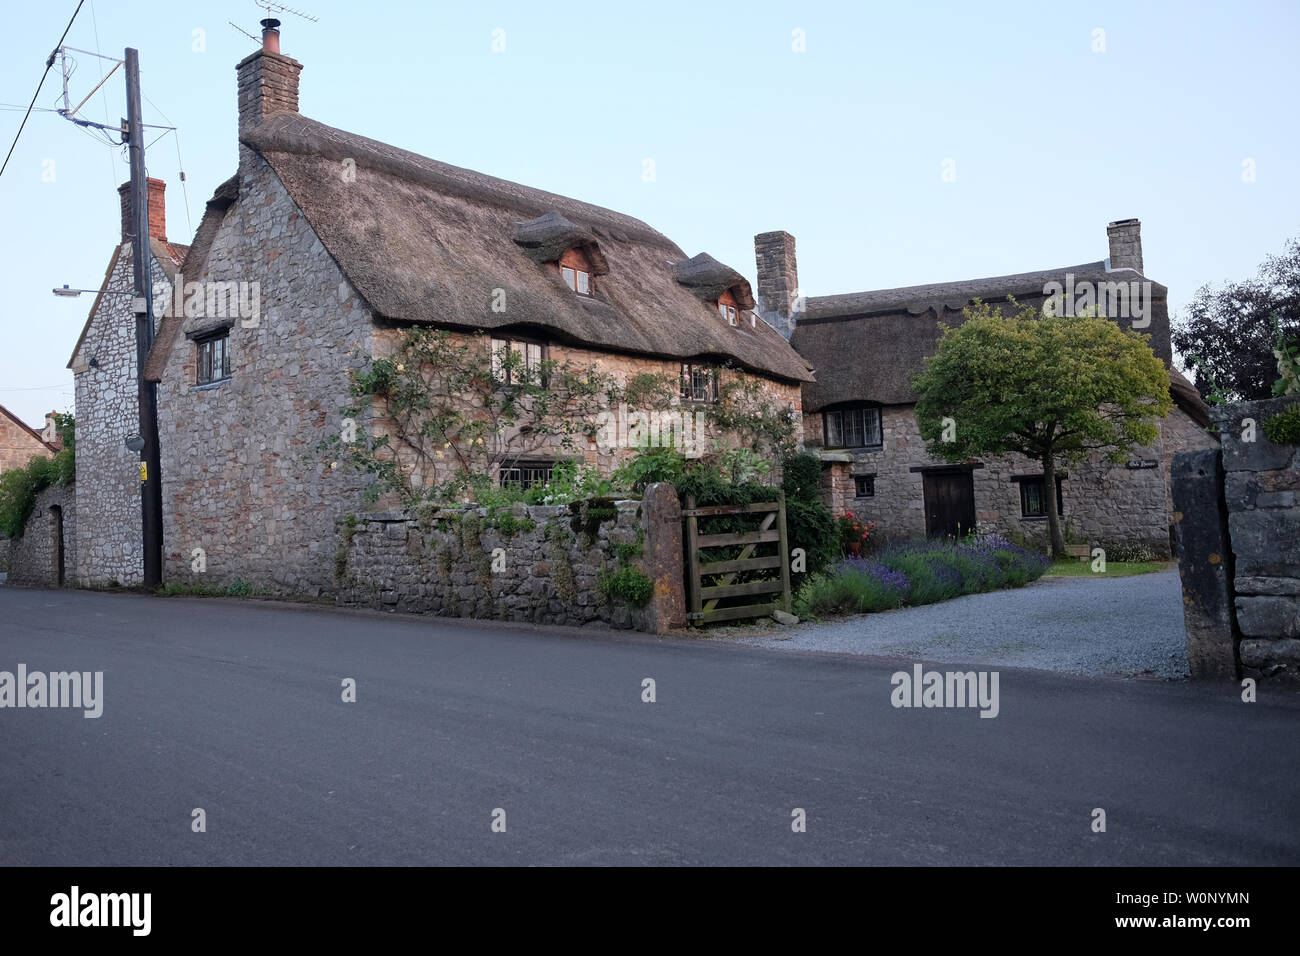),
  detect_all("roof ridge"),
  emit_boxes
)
[242,113,678,251]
